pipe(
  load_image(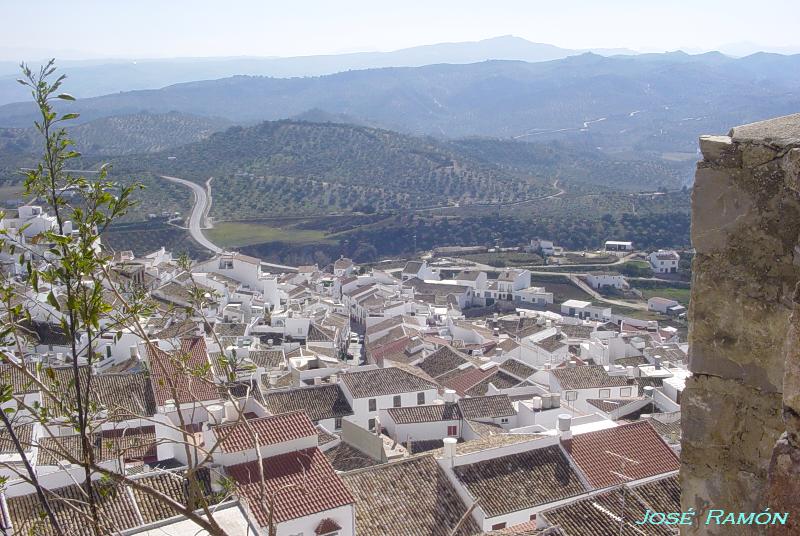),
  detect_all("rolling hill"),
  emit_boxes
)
[110,120,557,217]
[1,52,798,156]
[0,36,636,105]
